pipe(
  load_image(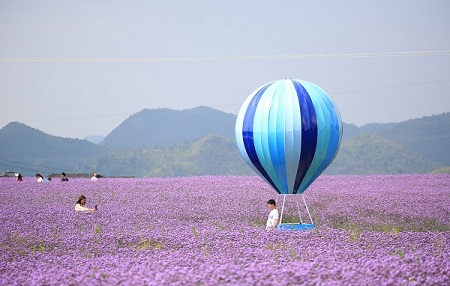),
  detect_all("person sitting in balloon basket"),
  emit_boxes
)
[75,195,97,212]
[266,199,279,230]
